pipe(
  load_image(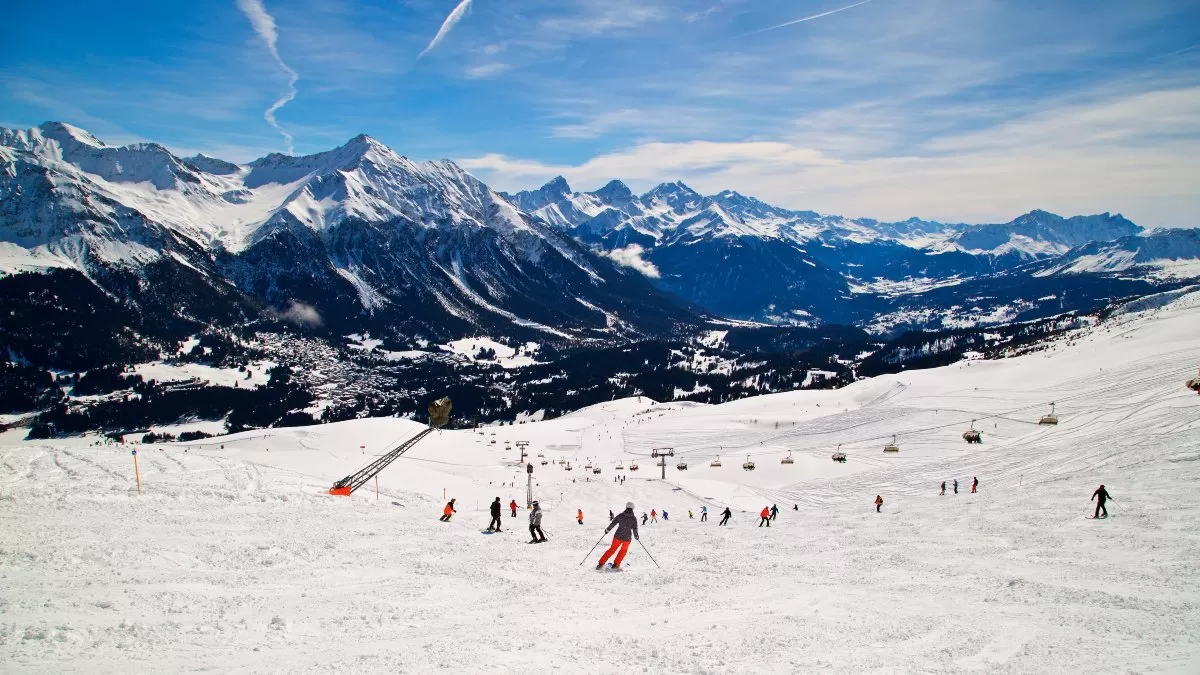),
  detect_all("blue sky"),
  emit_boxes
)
[2,0,1198,225]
